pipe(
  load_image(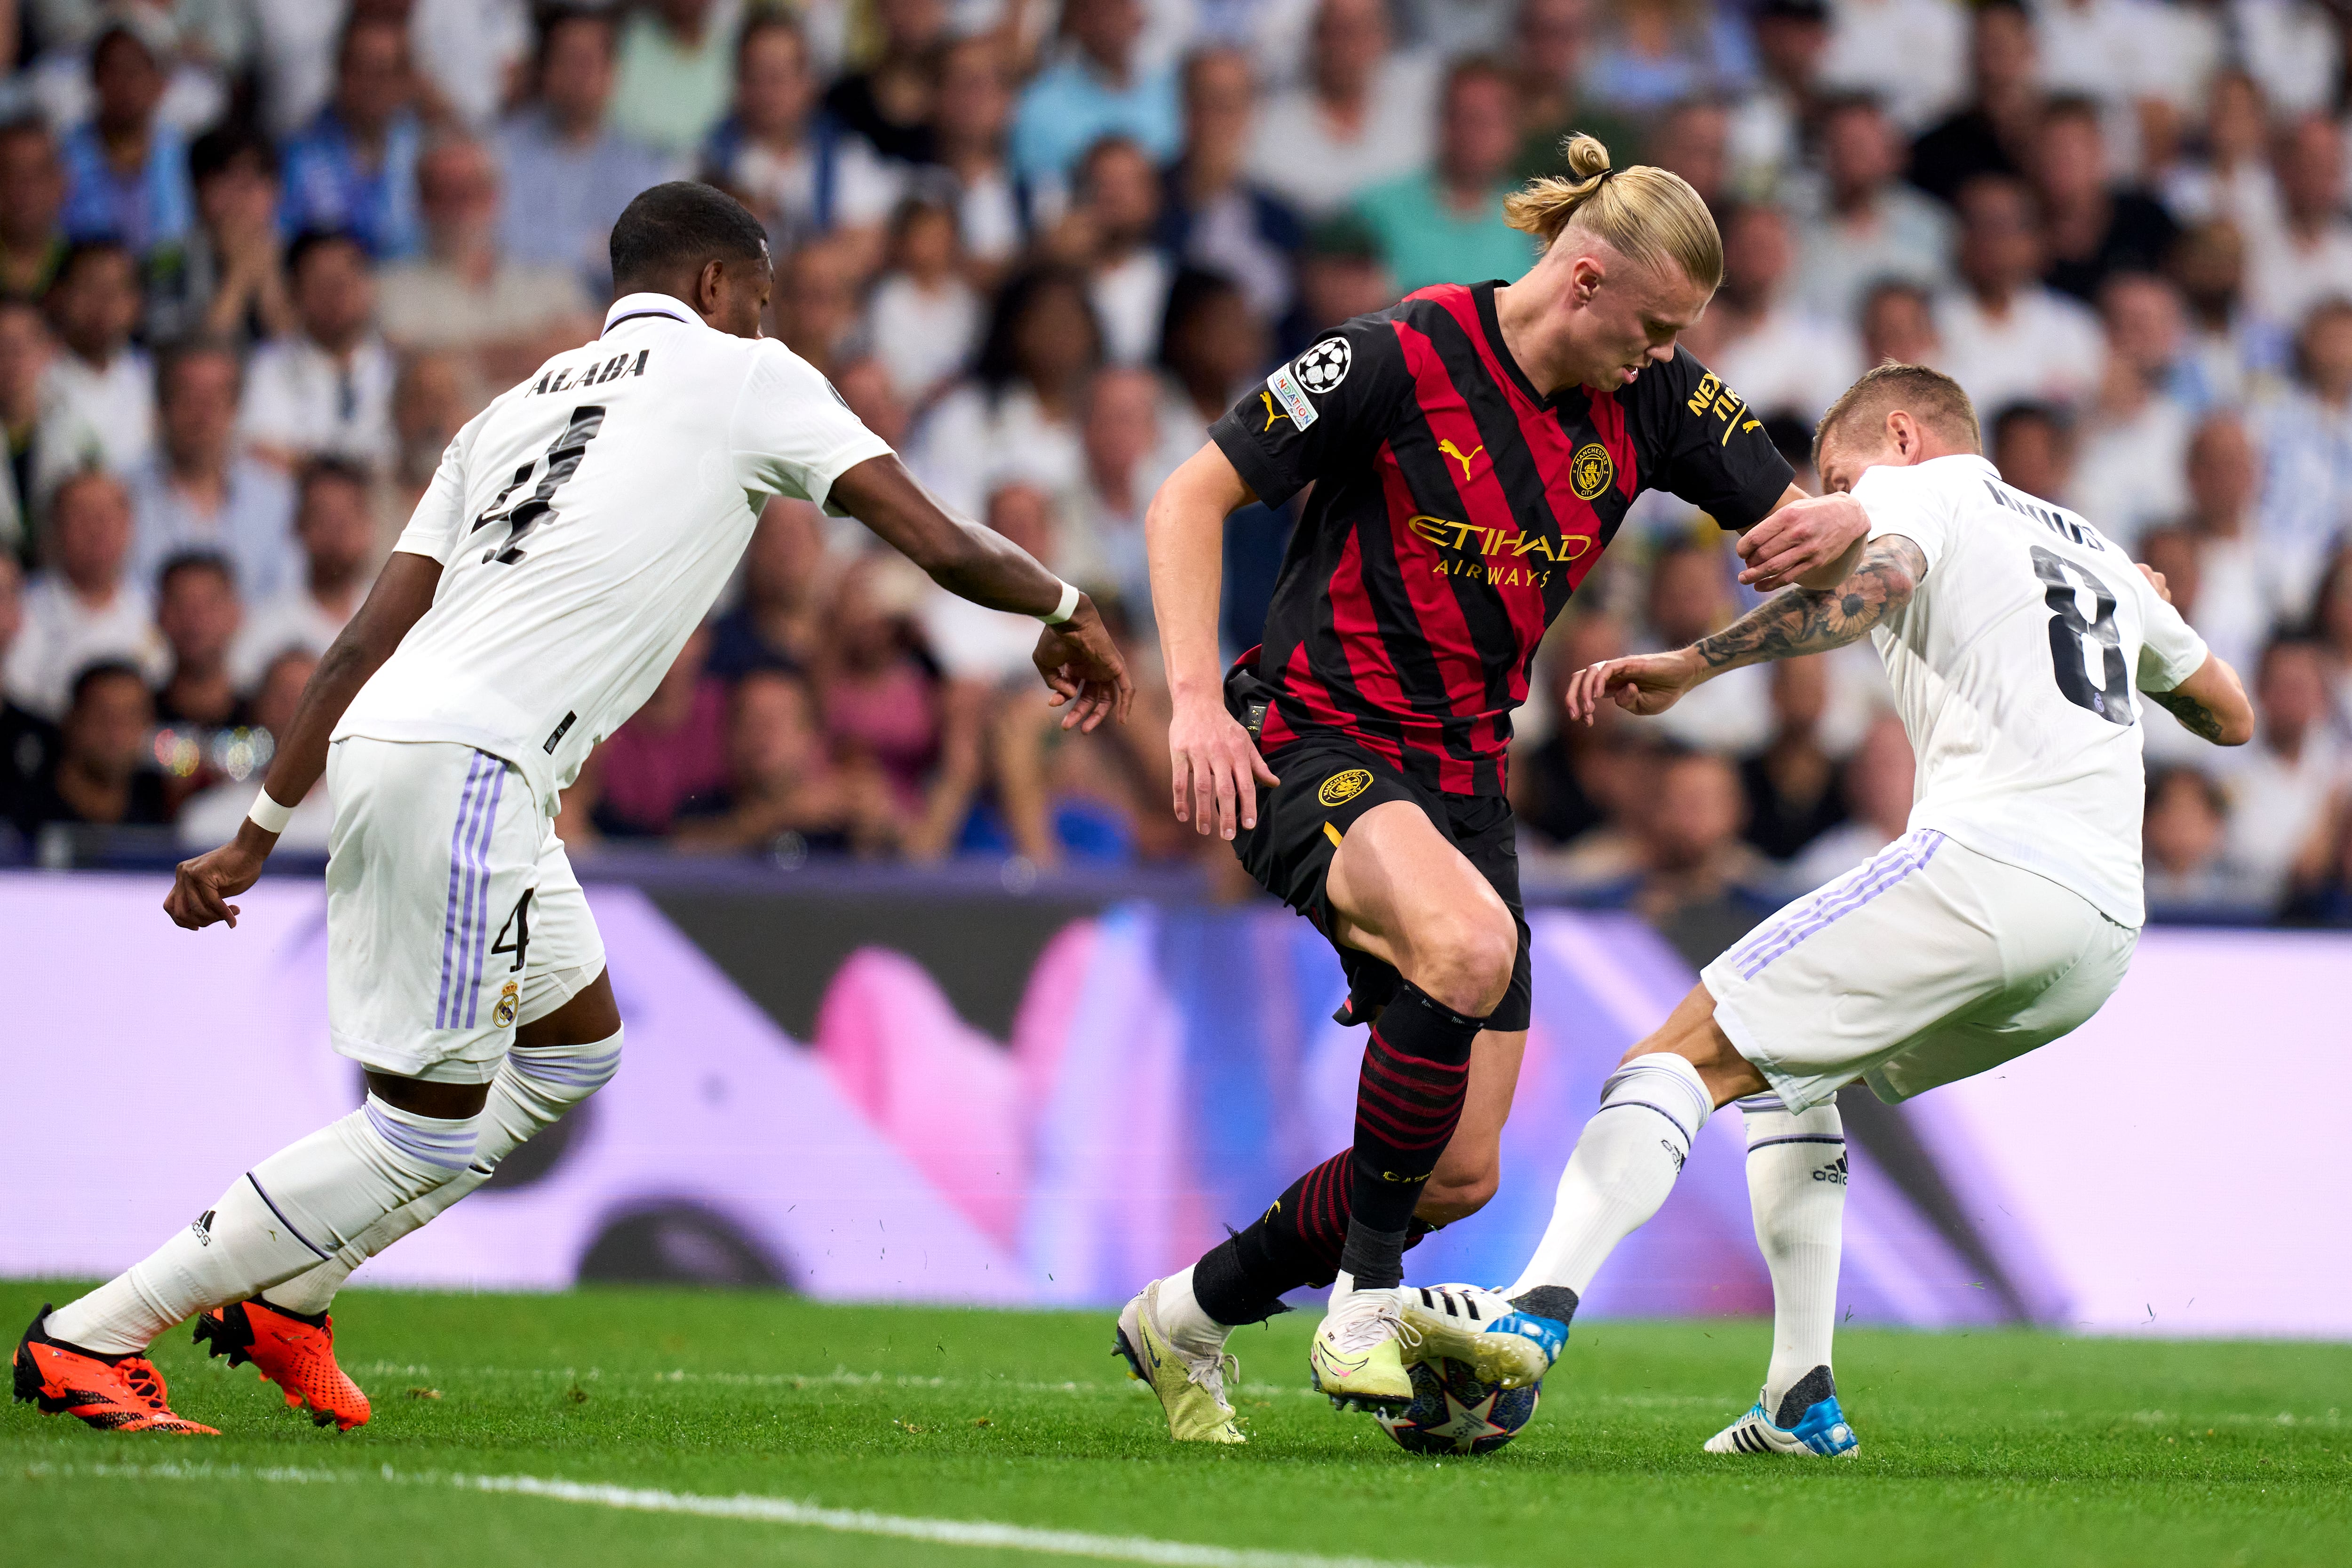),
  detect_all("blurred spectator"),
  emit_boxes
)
[1689,200,1857,425]
[1989,401,2074,503]
[377,137,593,388]
[2069,273,2194,548]
[1159,46,1302,326]
[1739,654,1847,861]
[672,665,900,857]
[1160,266,1267,429]
[149,549,241,726]
[409,0,532,135]
[1509,0,1645,182]
[818,551,955,822]
[922,479,1064,687]
[2135,523,2225,768]
[2234,0,2343,120]
[1060,367,1166,614]
[586,623,731,838]
[2143,764,2269,916]
[2169,218,2287,410]
[709,497,828,681]
[831,353,909,451]
[248,0,344,142]
[56,18,191,264]
[1513,611,1635,849]
[230,456,371,689]
[2033,97,2178,305]
[611,0,739,160]
[175,646,329,848]
[702,15,901,267]
[1787,709,1914,889]
[8,658,170,831]
[865,191,979,405]
[2033,0,2166,109]
[1643,97,1728,212]
[1724,0,1829,197]
[239,230,396,470]
[1792,93,1953,323]
[2309,544,2352,739]
[771,236,860,379]
[1354,58,1537,295]
[151,124,294,348]
[3,469,165,719]
[1281,213,1395,355]
[1249,0,1437,219]
[280,13,425,260]
[1010,0,1180,184]
[497,6,681,299]
[23,3,225,139]
[1063,135,1172,366]
[2251,113,2352,331]
[2253,298,2352,612]
[1584,0,1750,118]
[1819,0,1966,135]
[0,116,68,304]
[919,34,1030,283]
[2158,71,2282,243]
[379,347,476,531]
[0,553,59,828]
[1935,175,2104,415]
[2180,416,2275,679]
[1857,276,1942,369]
[908,264,1102,517]
[1626,747,1776,960]
[127,340,297,602]
[1641,539,1772,755]
[1907,0,2038,206]
[0,299,56,565]
[822,0,946,164]
[2226,638,2343,907]
[40,238,152,480]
